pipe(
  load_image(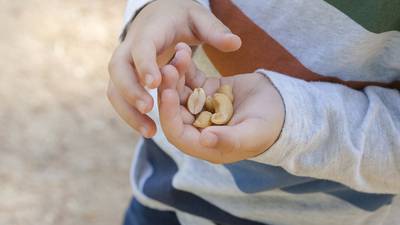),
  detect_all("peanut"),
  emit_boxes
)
[186,85,234,128]
[211,93,233,125]
[187,88,206,115]
[193,111,213,128]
